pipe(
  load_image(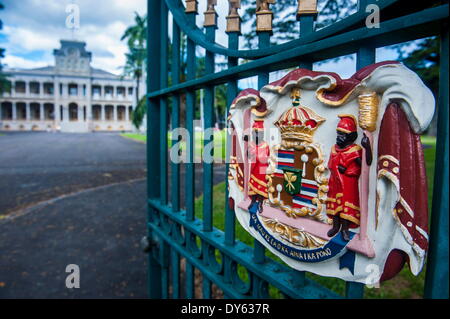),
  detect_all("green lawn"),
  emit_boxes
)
[194,135,437,298]
[420,135,437,147]
[121,133,146,142]
[121,130,227,161]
